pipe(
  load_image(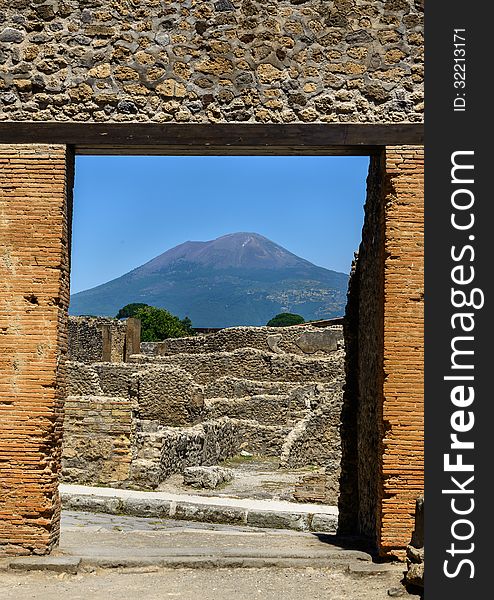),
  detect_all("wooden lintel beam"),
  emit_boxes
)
[0,122,423,155]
